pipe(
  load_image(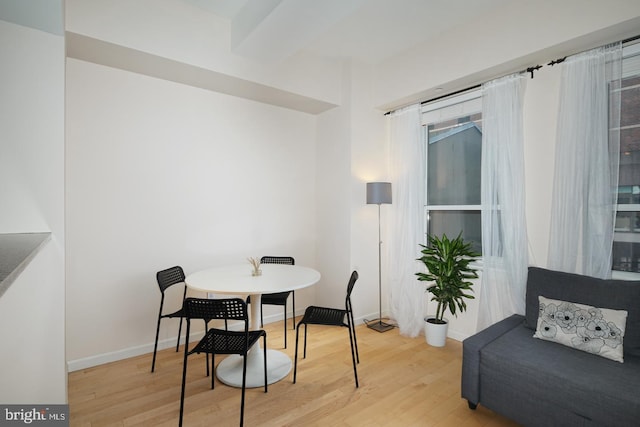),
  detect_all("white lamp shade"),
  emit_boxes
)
[366,182,392,204]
